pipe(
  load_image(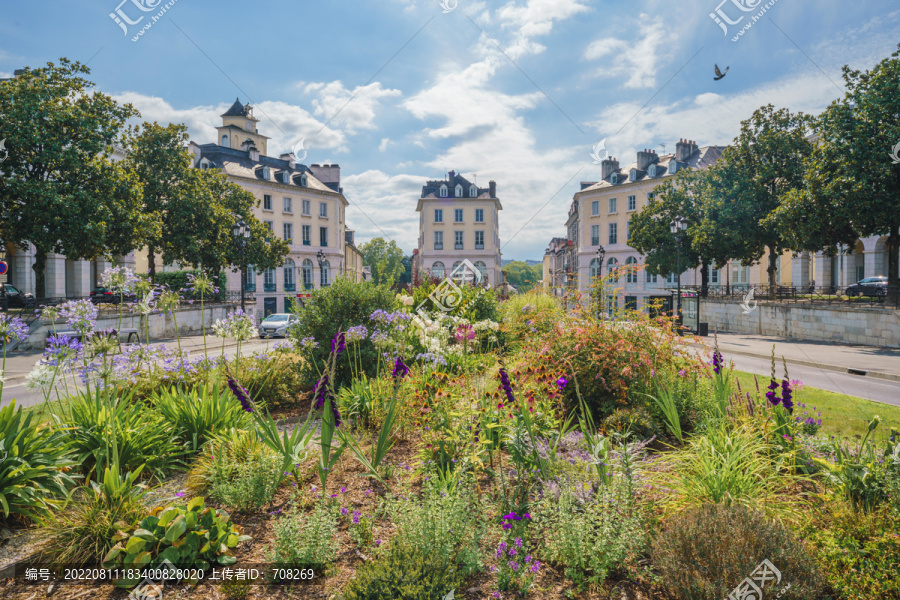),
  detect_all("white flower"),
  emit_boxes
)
[25,363,55,390]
